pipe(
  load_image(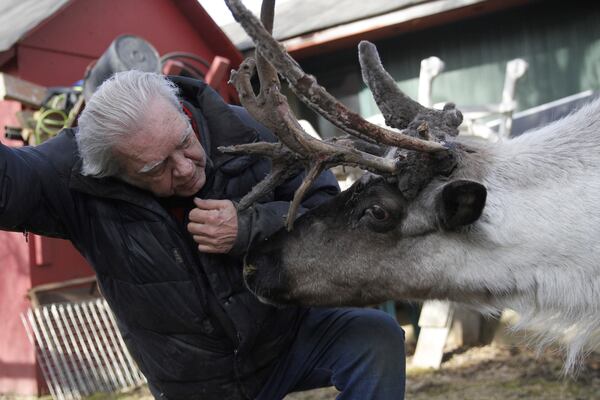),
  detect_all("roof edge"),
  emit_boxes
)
[172,0,243,67]
[0,48,16,69]
[238,0,534,59]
